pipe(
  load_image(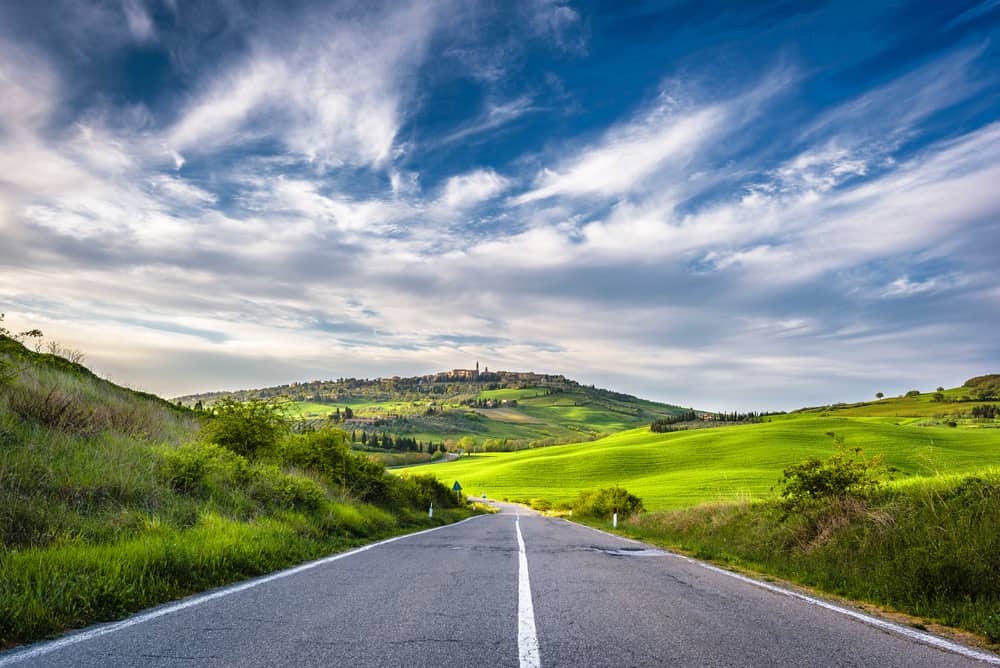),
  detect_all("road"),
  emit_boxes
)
[2,502,997,667]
